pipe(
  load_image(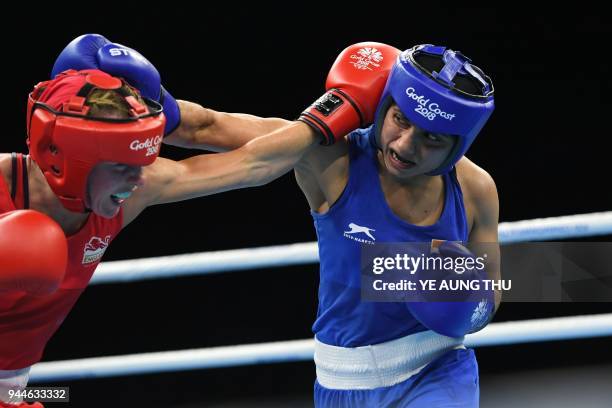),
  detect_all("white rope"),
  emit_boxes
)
[498,211,612,243]
[30,339,315,383]
[463,312,612,347]
[29,313,612,382]
[91,242,318,284]
[90,211,612,285]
